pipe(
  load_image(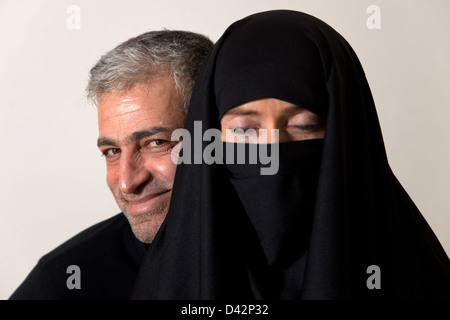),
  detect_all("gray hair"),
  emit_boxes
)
[86,30,213,112]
